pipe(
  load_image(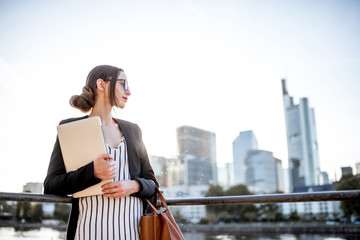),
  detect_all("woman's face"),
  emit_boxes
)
[114,71,131,109]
